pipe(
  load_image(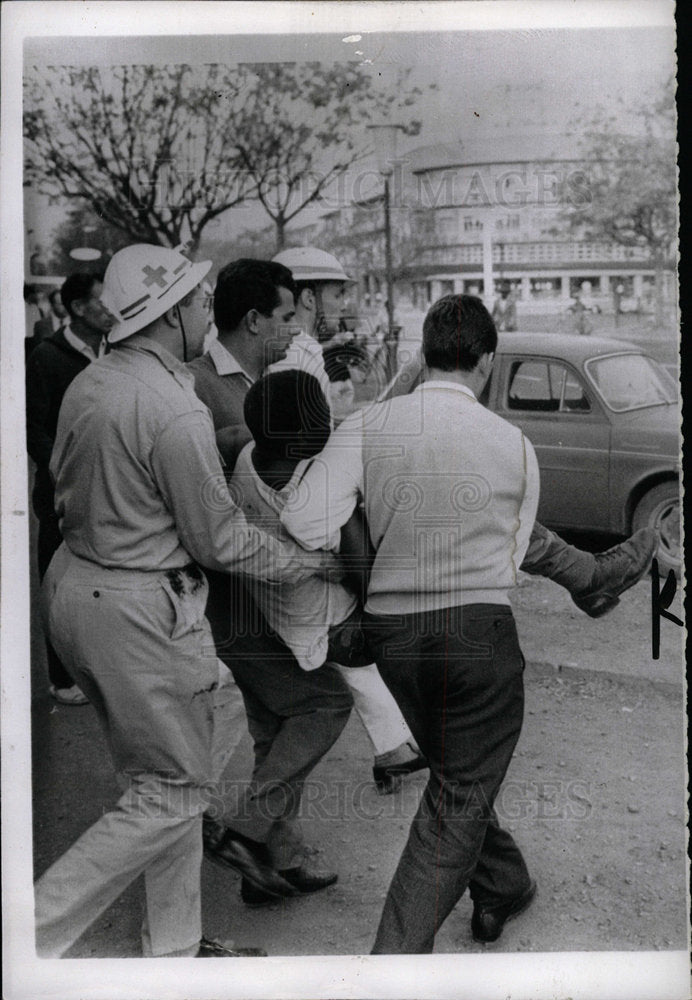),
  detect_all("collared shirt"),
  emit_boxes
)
[187,340,253,435]
[51,334,328,581]
[62,323,106,363]
[282,379,540,614]
[207,337,254,384]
